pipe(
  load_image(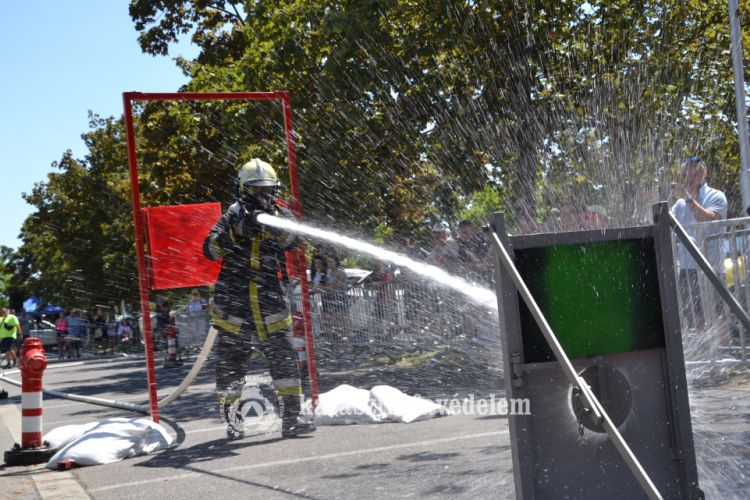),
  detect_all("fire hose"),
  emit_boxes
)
[0,326,218,414]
